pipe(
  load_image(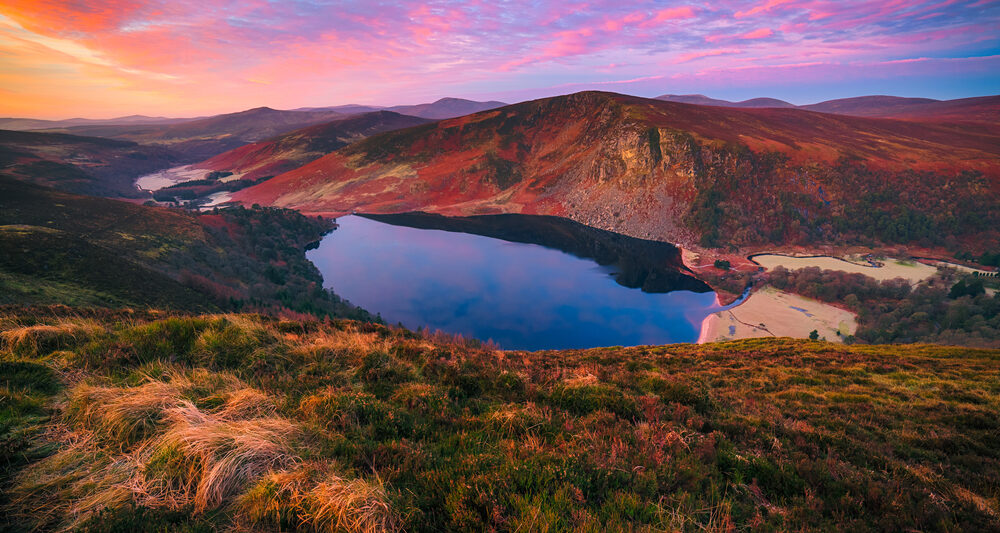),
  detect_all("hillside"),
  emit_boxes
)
[194,111,432,181]
[0,129,180,198]
[656,94,795,108]
[0,115,195,132]
[299,98,507,120]
[801,95,1000,123]
[233,91,1000,251]
[0,176,367,318]
[656,94,1000,124]
[46,107,347,161]
[1,309,997,532]
[386,97,508,119]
